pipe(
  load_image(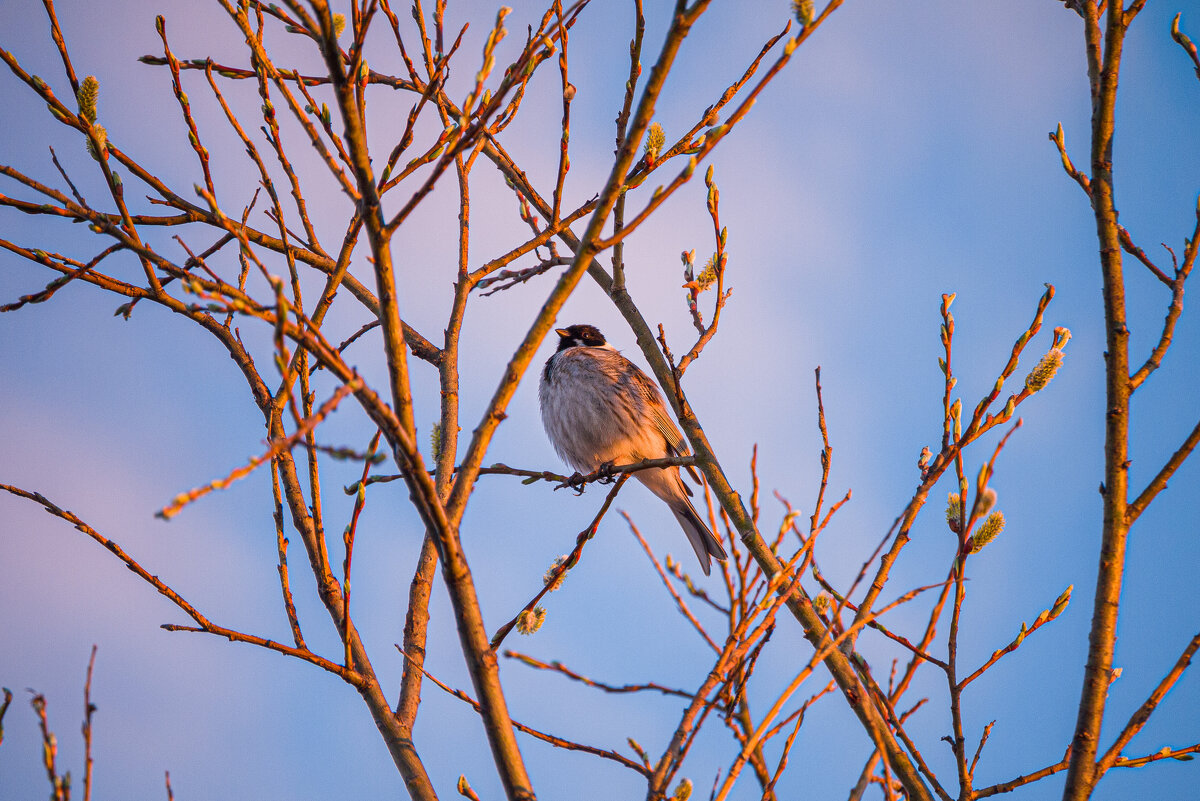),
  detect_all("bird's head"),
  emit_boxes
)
[554,324,608,351]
